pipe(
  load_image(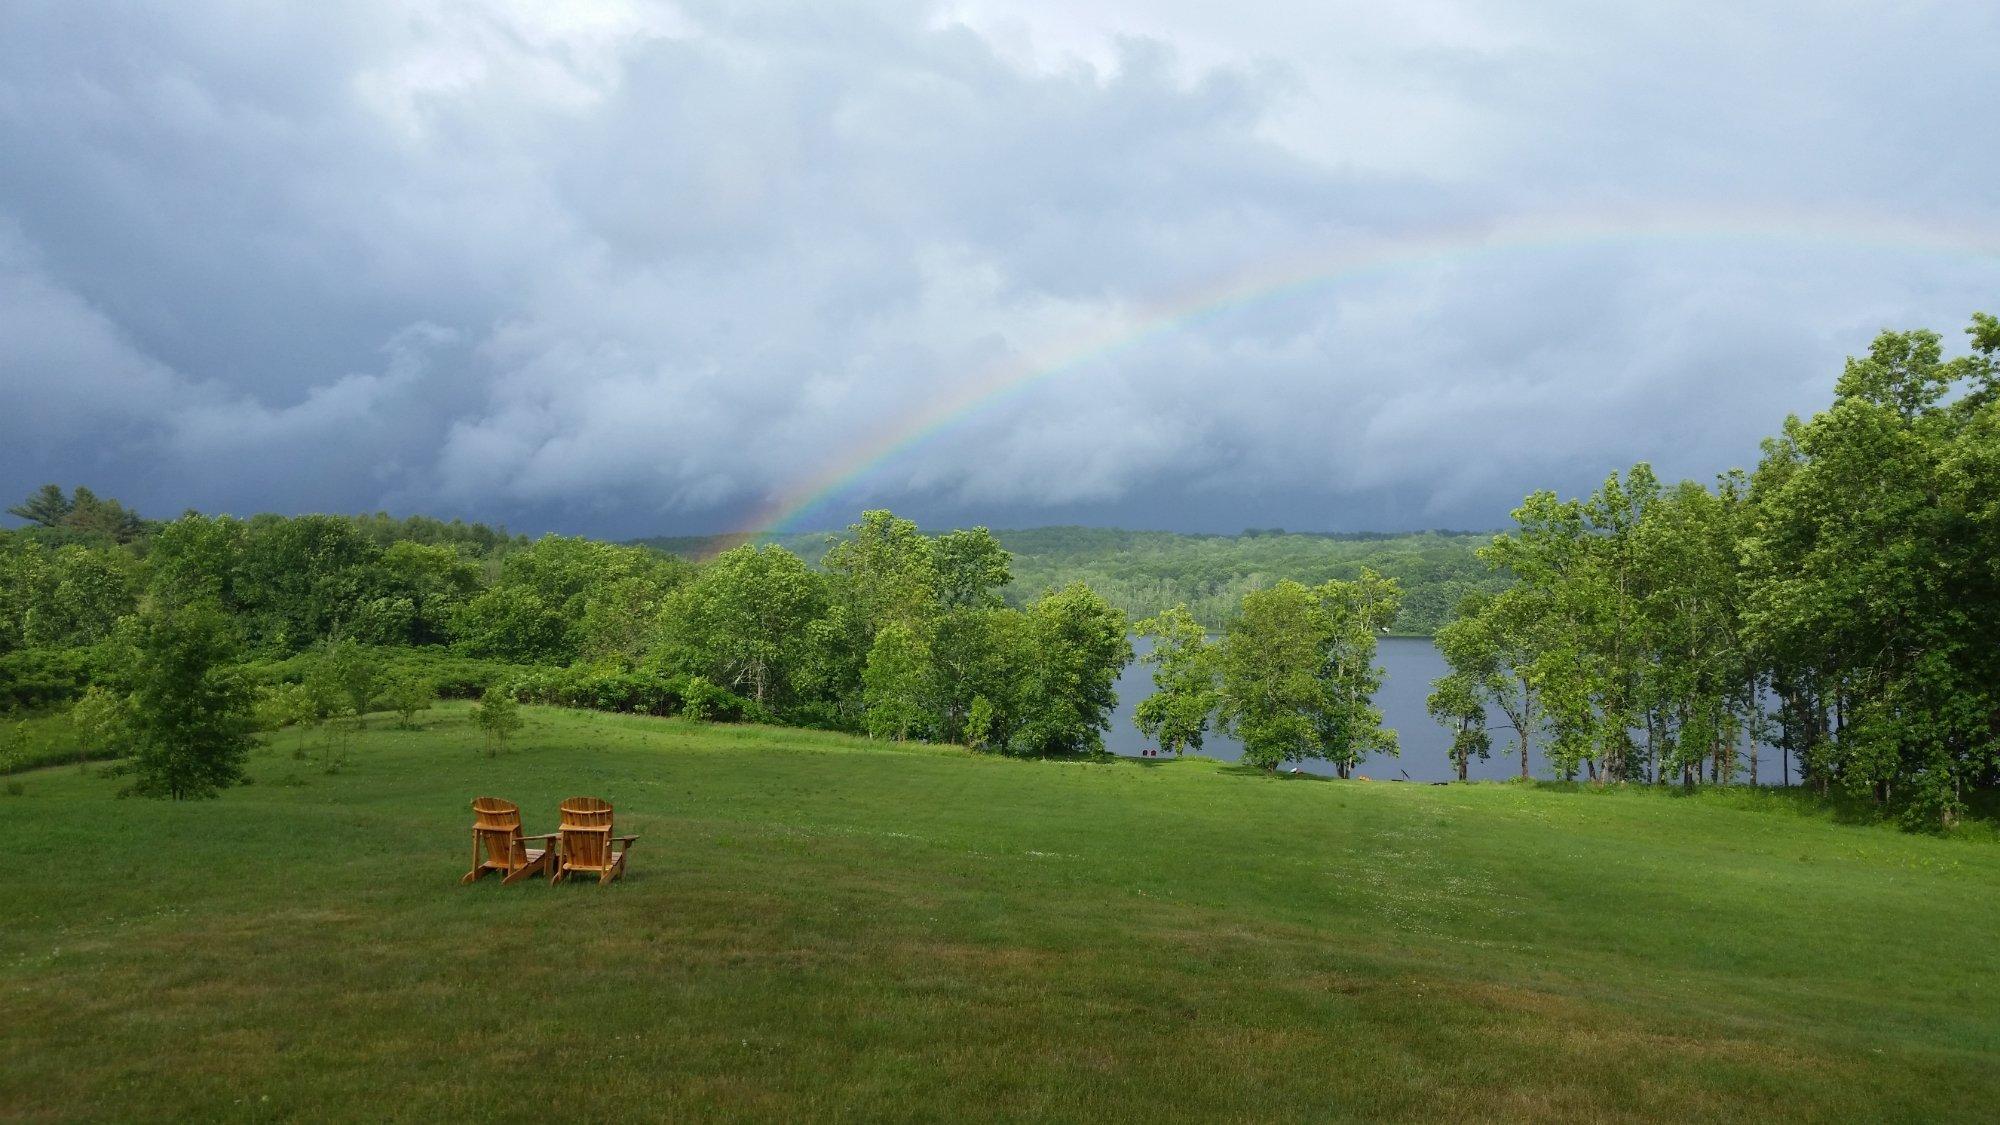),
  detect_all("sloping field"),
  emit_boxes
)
[2,705,1995,1121]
